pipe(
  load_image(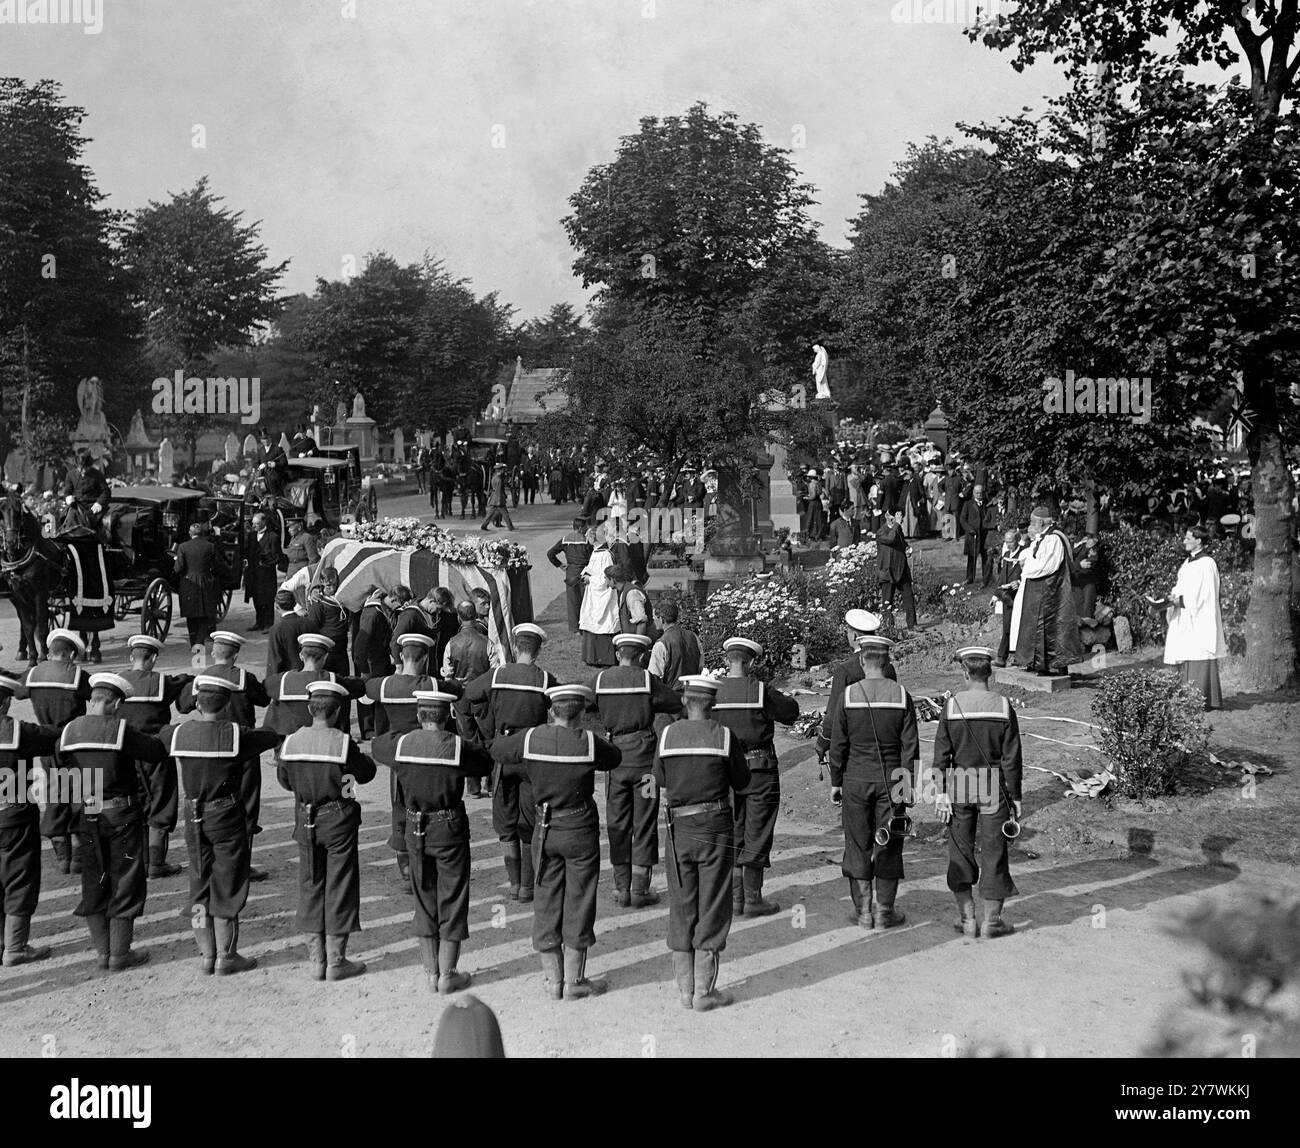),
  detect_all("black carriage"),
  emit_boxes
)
[49,486,248,641]
[316,444,378,523]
